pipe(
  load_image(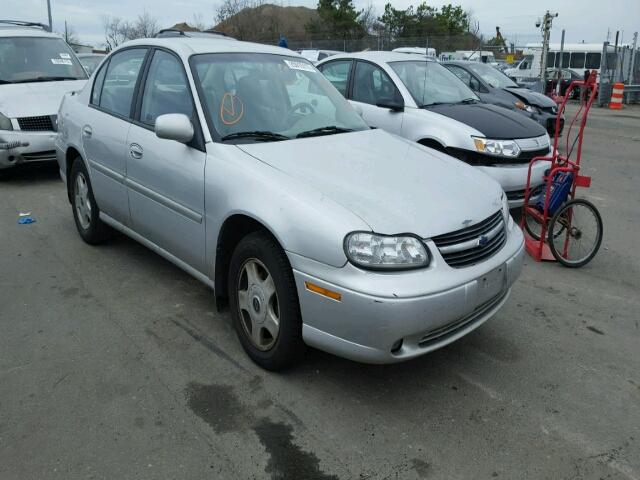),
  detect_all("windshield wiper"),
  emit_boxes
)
[0,79,13,84]
[220,131,290,142]
[420,102,453,108]
[459,98,479,104]
[13,76,80,83]
[296,126,354,138]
